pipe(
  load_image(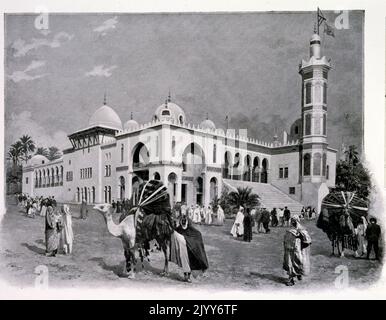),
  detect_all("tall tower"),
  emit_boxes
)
[299,32,331,183]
